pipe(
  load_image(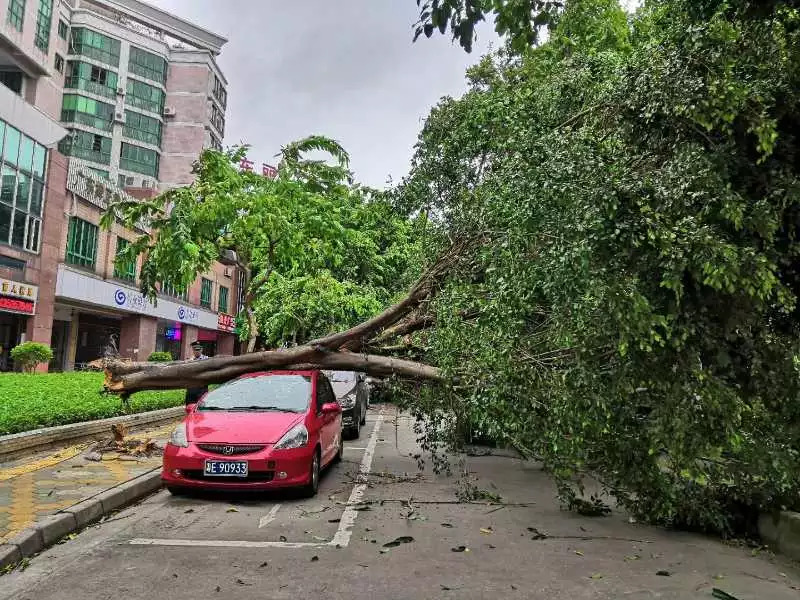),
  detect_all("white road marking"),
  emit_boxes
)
[258,503,281,528]
[330,410,384,548]
[129,538,327,549]
[344,446,367,451]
